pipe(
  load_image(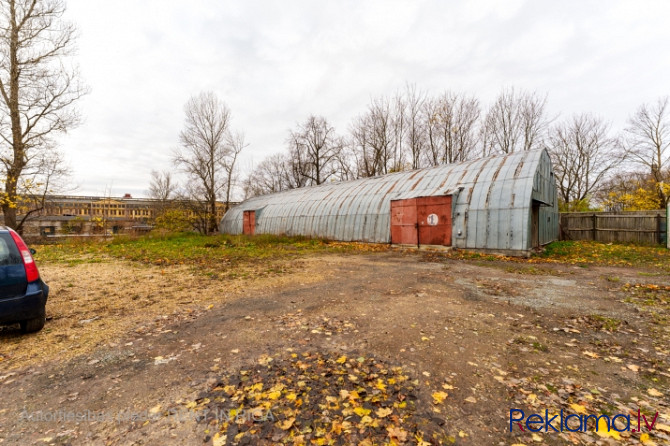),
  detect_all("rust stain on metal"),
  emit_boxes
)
[514,159,525,179]
[456,159,477,185]
[409,177,423,191]
[376,180,398,213]
[485,155,508,205]
[467,157,491,205]
[491,155,507,183]
[437,171,451,190]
